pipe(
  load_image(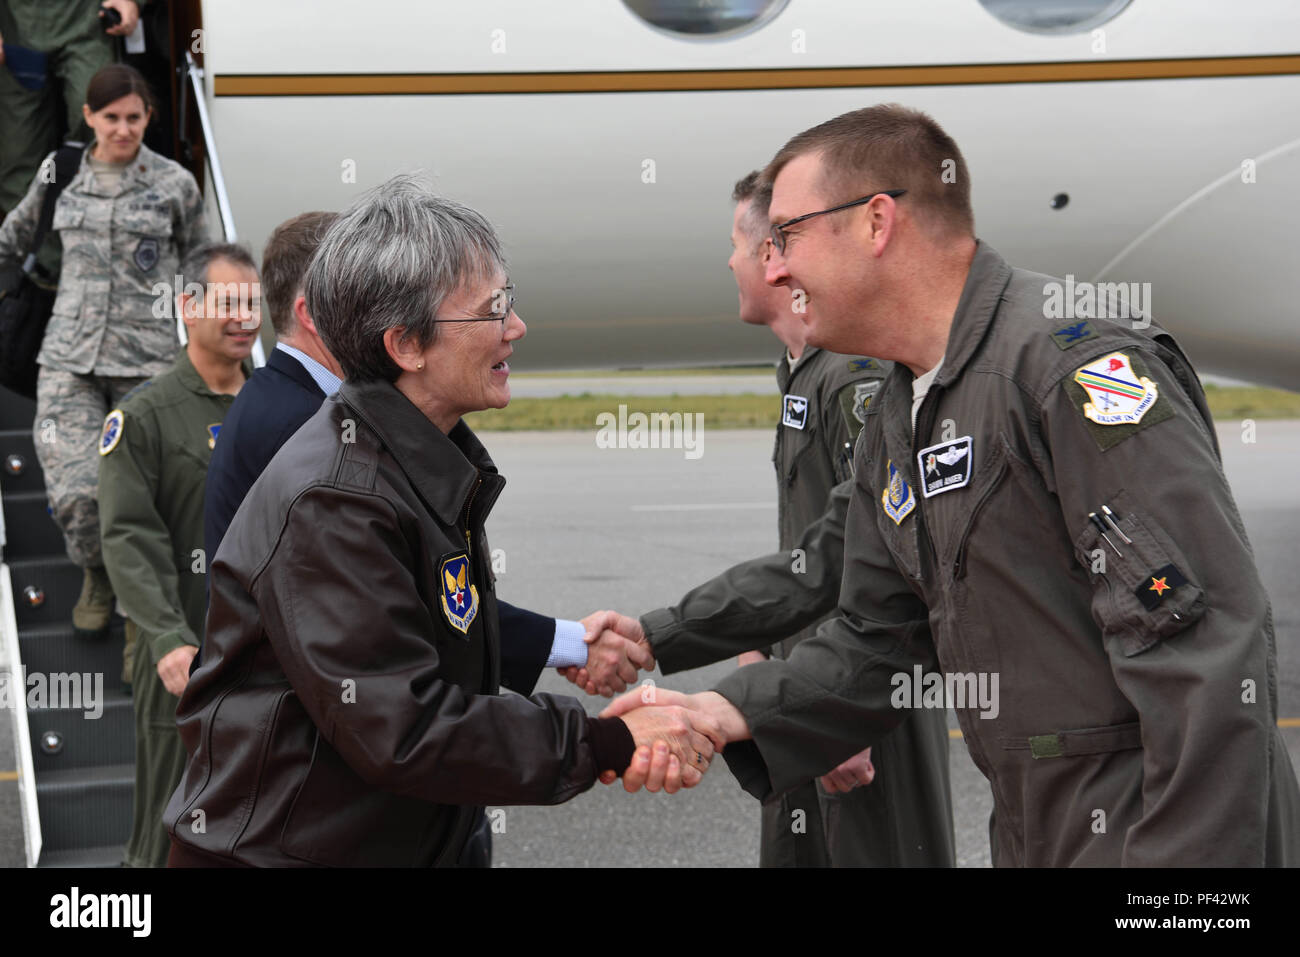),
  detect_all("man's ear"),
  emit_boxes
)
[293,295,314,334]
[382,326,422,373]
